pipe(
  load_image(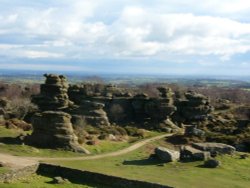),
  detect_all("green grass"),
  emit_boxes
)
[0,126,161,157]
[0,174,101,188]
[84,140,130,155]
[84,131,161,155]
[0,144,84,157]
[50,141,250,188]
[0,167,9,174]
[0,126,24,138]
